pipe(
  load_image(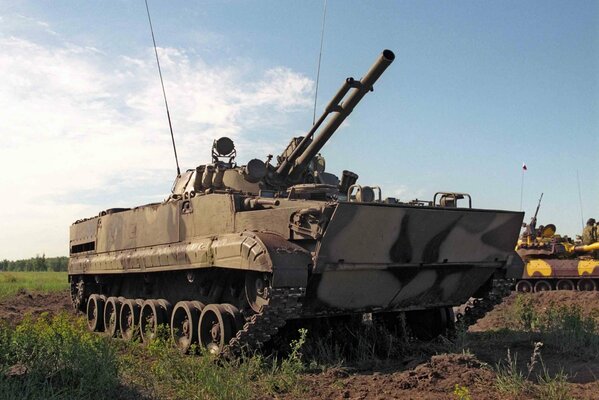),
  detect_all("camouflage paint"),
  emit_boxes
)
[521,258,599,279]
[70,194,523,314]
